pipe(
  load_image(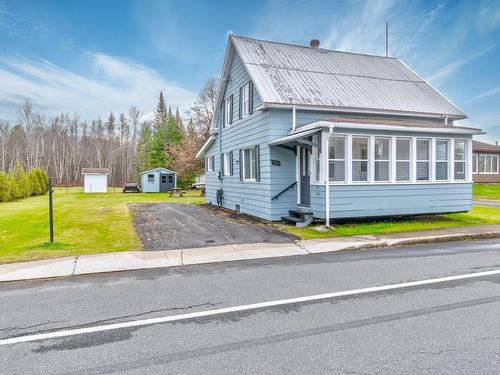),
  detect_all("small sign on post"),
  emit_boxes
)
[48,178,54,243]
